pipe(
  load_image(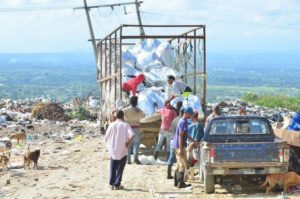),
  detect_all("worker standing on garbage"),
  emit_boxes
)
[173,107,194,188]
[123,96,145,164]
[104,110,134,190]
[153,100,177,161]
[122,74,145,96]
[166,75,192,100]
